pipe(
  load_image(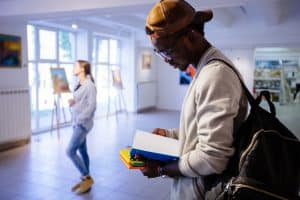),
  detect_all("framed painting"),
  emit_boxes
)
[50,68,70,94]
[0,34,22,68]
[142,53,152,70]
